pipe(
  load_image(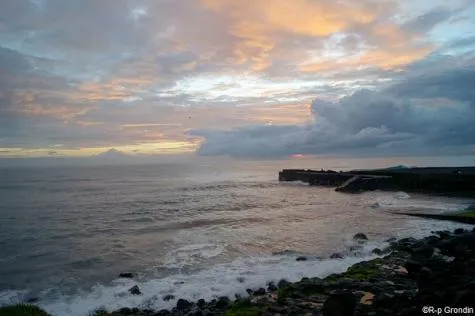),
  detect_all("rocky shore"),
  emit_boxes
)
[5,228,475,316]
